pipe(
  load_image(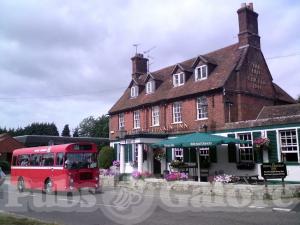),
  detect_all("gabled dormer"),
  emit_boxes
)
[144,73,156,94]
[192,55,217,81]
[129,78,143,98]
[171,64,193,87]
